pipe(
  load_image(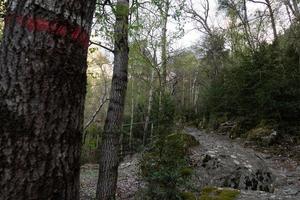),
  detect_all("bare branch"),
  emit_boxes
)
[84,98,109,131]
[90,40,114,53]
